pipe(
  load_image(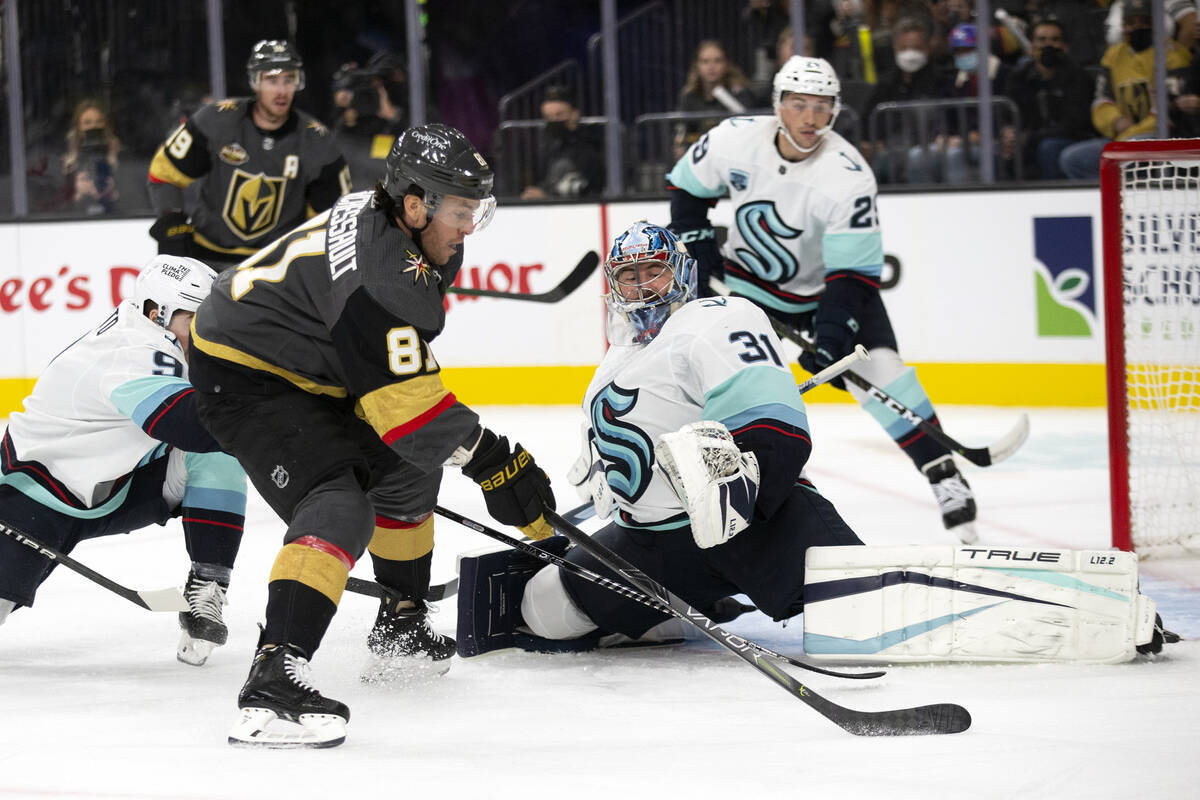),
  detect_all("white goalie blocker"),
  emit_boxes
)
[803,545,1160,664]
